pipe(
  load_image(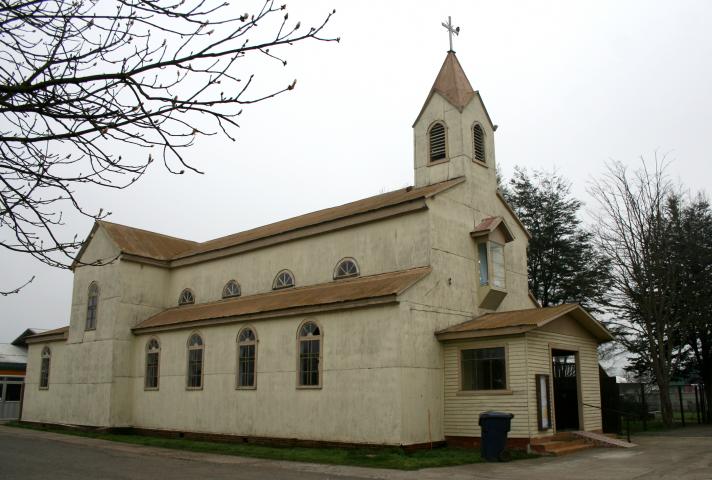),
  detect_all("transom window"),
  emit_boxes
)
[478,242,506,290]
[222,280,241,299]
[179,288,195,305]
[187,333,204,389]
[333,258,359,279]
[298,321,321,388]
[237,327,256,388]
[461,347,506,391]
[145,338,160,390]
[85,282,99,330]
[39,347,51,389]
[473,124,486,163]
[429,121,447,163]
[273,270,295,290]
